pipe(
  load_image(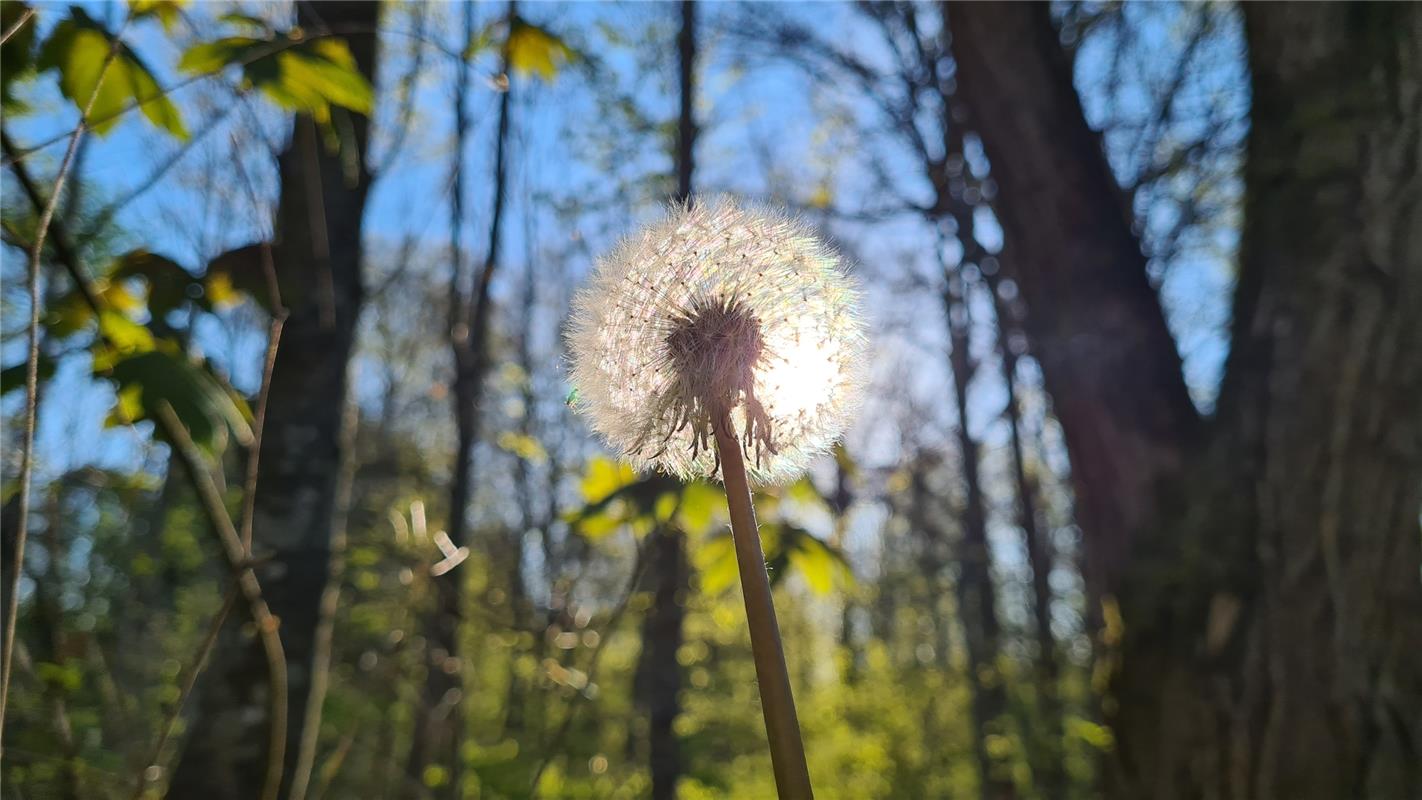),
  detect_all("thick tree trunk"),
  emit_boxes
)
[169,3,379,797]
[945,1,1200,600]
[1205,7,1422,797]
[948,2,1422,798]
